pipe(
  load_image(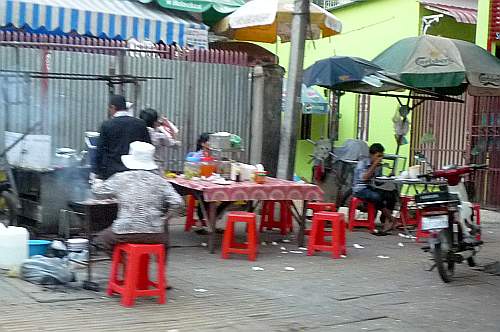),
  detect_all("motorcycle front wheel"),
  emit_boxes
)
[433,231,455,283]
